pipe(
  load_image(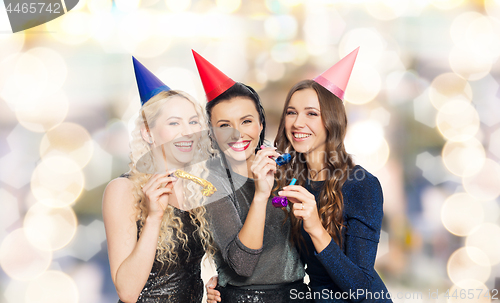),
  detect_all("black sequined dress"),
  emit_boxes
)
[118,207,205,303]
